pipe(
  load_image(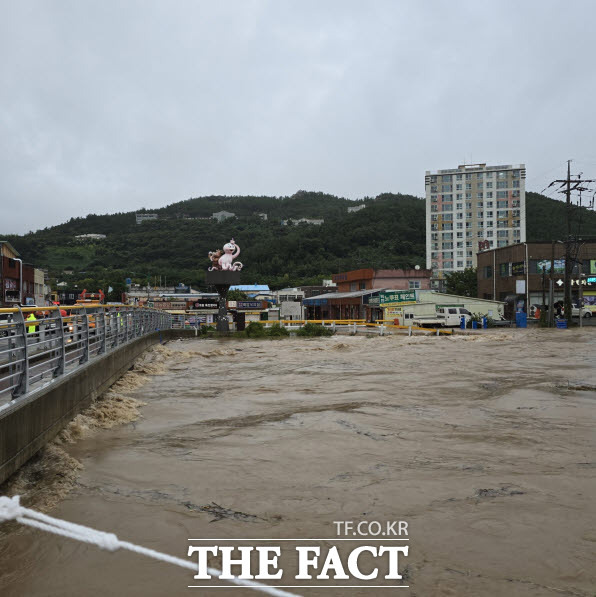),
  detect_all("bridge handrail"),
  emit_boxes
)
[0,305,172,405]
